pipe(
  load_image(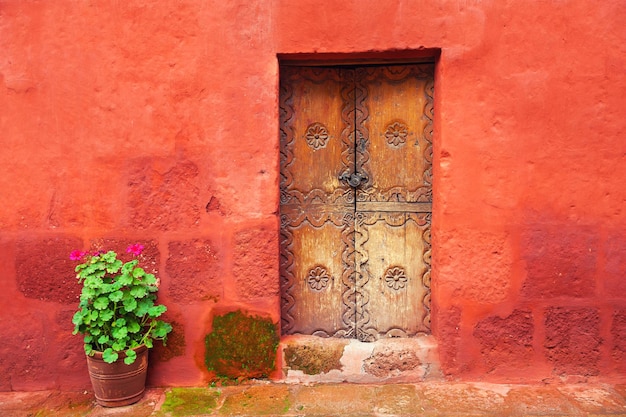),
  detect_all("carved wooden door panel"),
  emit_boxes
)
[280,64,433,341]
